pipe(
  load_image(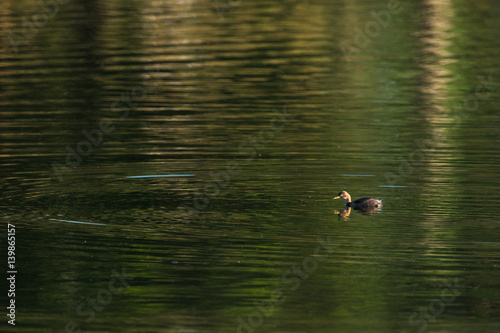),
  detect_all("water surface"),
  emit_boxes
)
[2,0,500,332]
